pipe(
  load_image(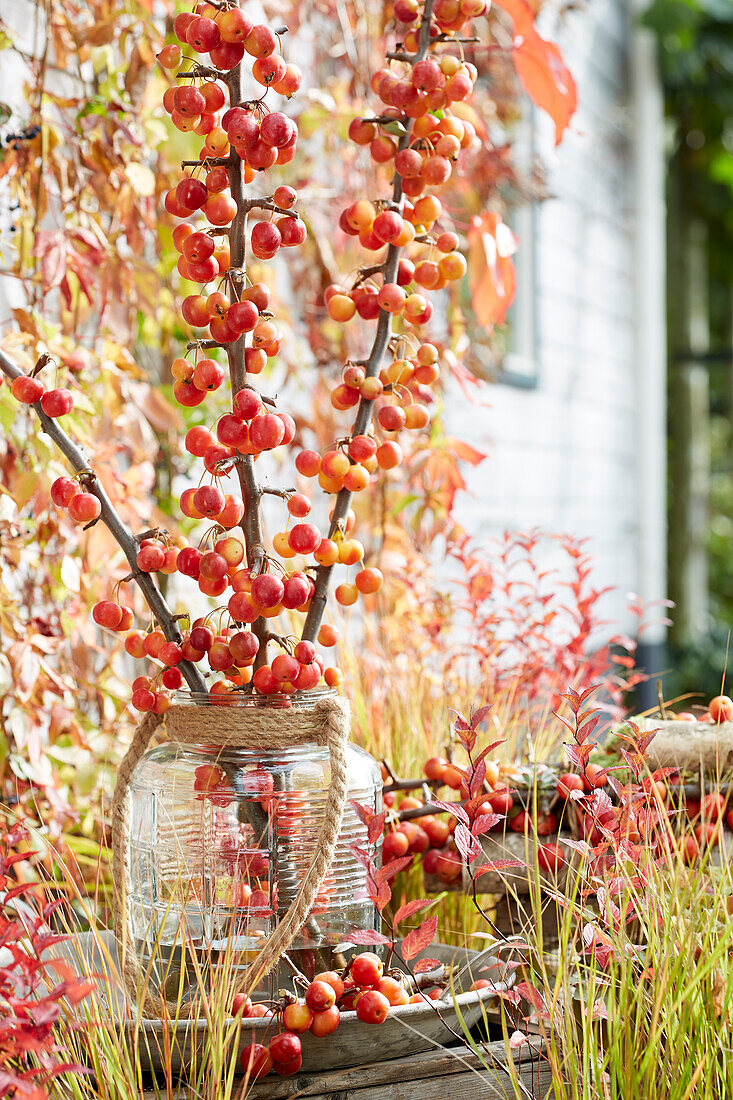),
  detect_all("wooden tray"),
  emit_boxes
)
[53,930,513,1075]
